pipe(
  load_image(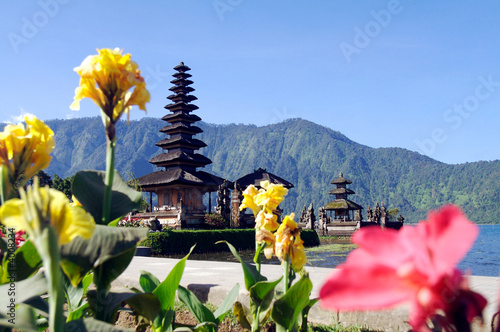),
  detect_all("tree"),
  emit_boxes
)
[387,208,400,222]
[52,174,73,199]
[126,172,149,212]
